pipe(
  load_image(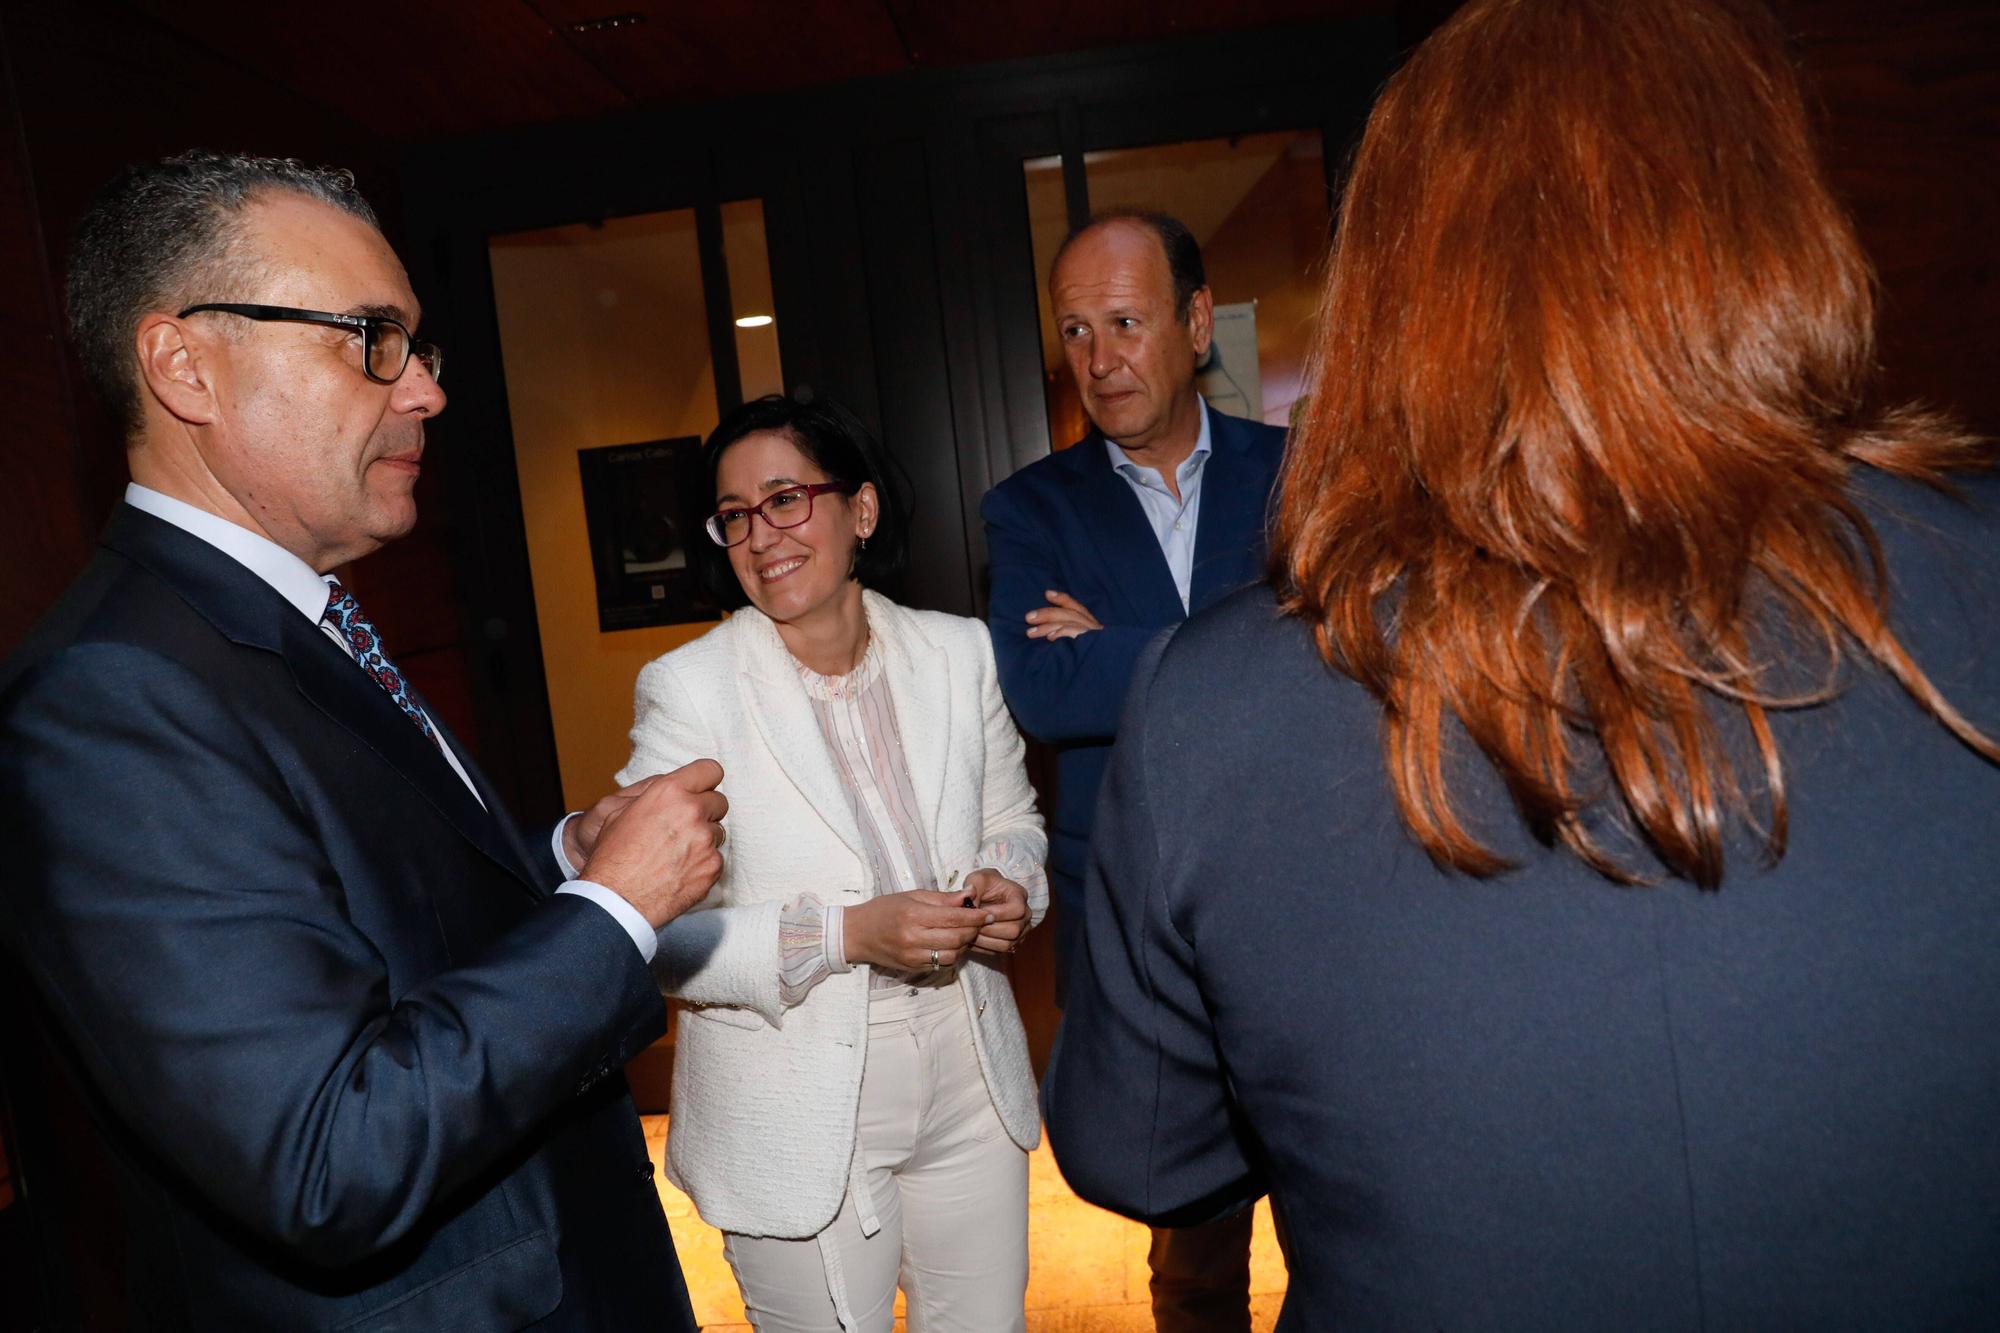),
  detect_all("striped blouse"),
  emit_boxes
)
[776,635,1046,1003]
